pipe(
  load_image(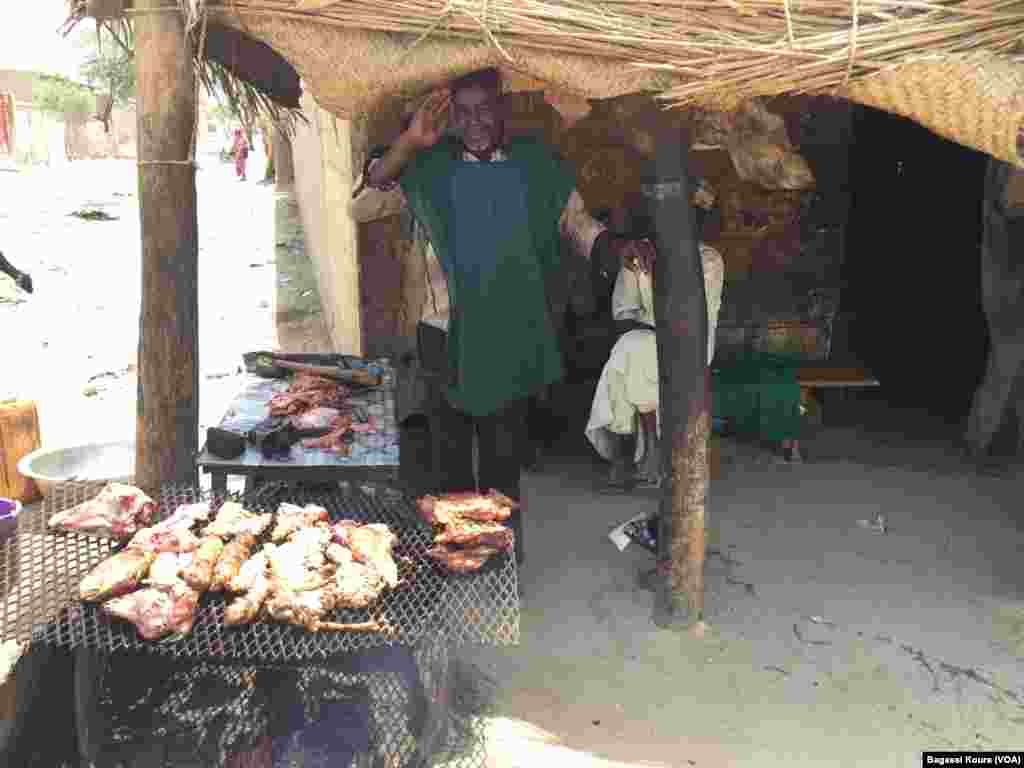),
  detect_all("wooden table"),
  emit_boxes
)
[196,368,400,493]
